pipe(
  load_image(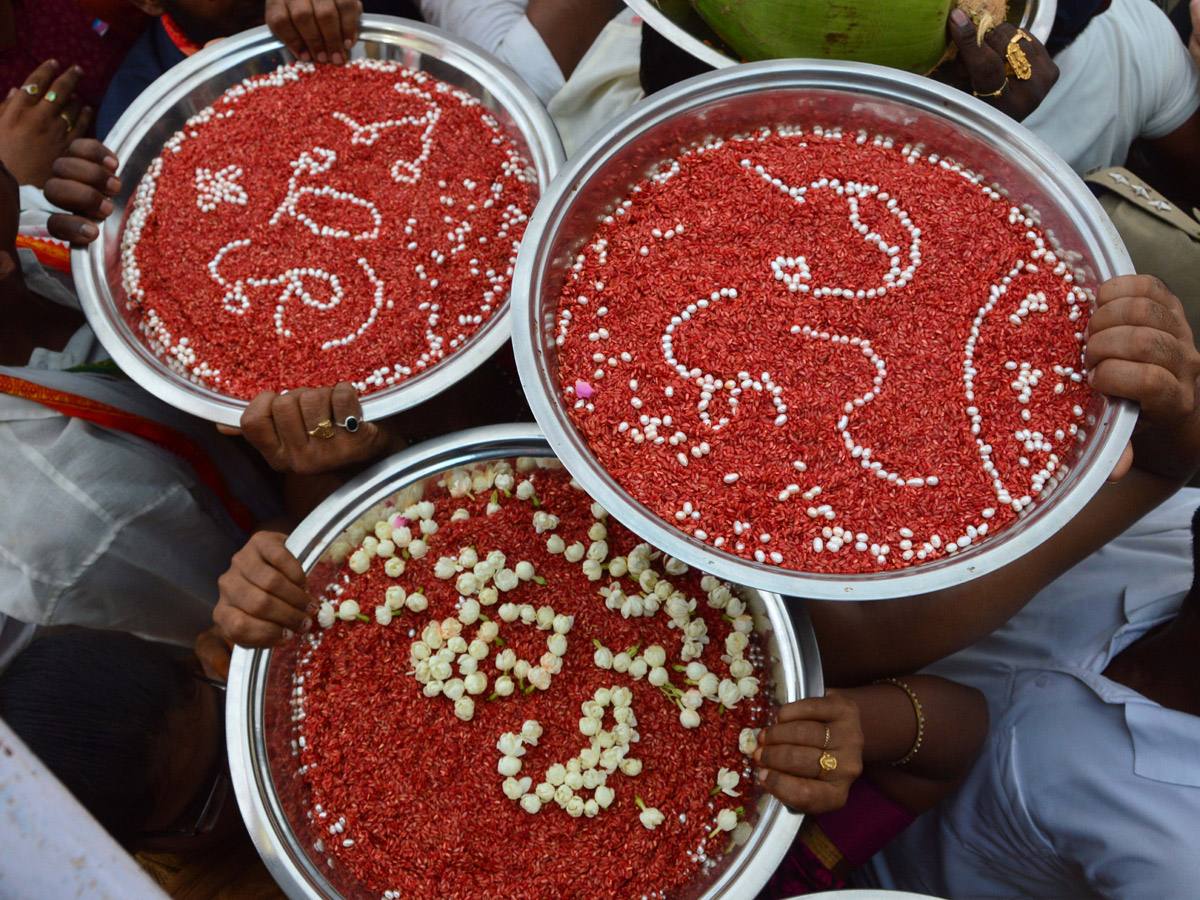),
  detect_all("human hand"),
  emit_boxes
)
[1085,275,1200,482]
[43,139,120,244]
[0,61,93,188]
[753,690,864,814]
[221,383,402,476]
[214,531,312,647]
[946,10,1058,121]
[265,0,360,64]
